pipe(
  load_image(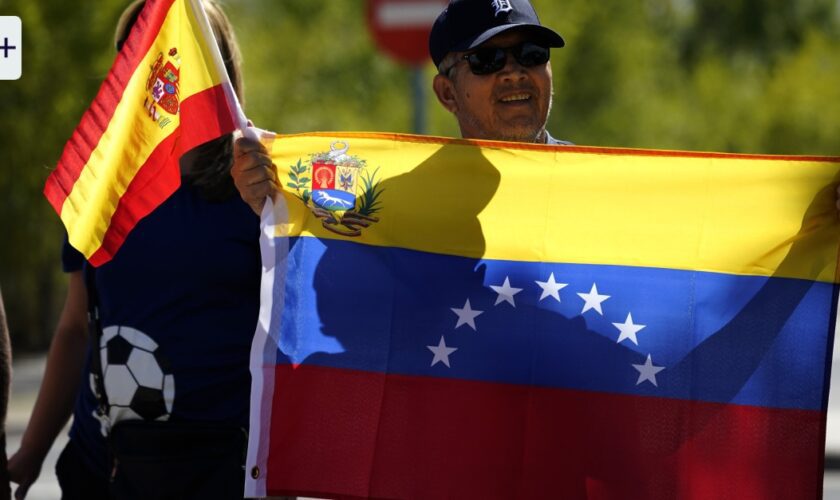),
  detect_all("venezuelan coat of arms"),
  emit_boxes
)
[285,141,383,236]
